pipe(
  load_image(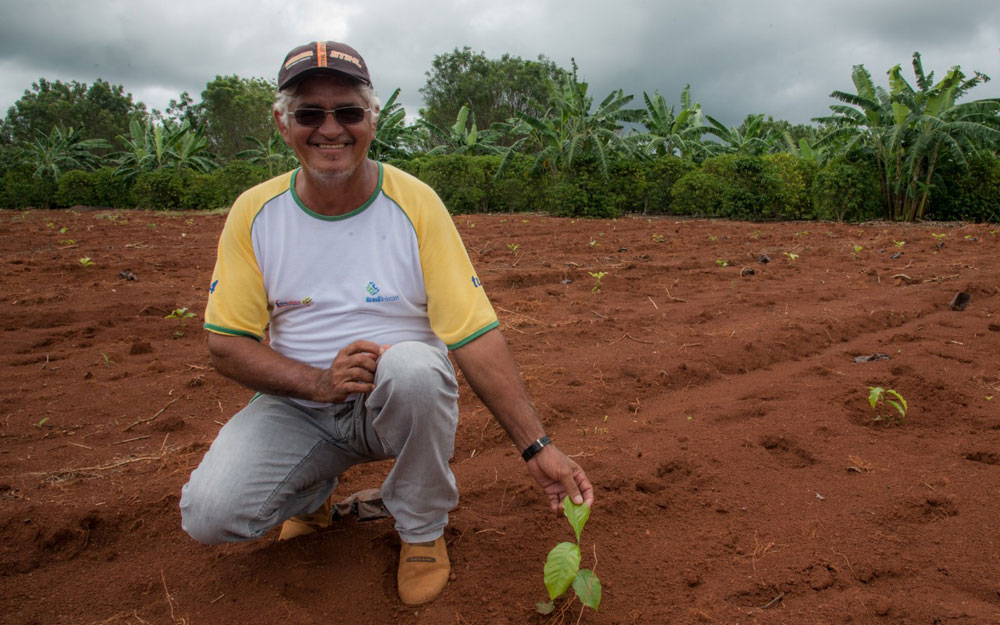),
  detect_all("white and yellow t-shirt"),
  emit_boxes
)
[204,163,498,374]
